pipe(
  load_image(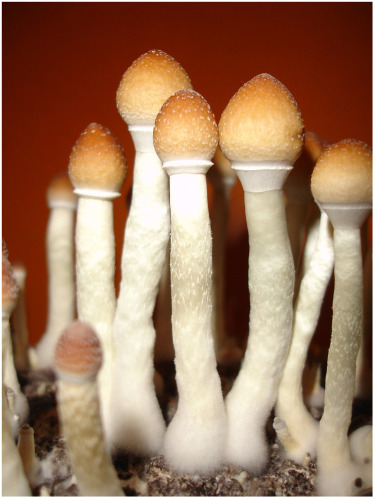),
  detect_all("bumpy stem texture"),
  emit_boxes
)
[57,380,123,496]
[37,207,75,368]
[275,211,334,463]
[225,190,294,473]
[109,151,169,455]
[163,173,227,474]
[75,197,116,428]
